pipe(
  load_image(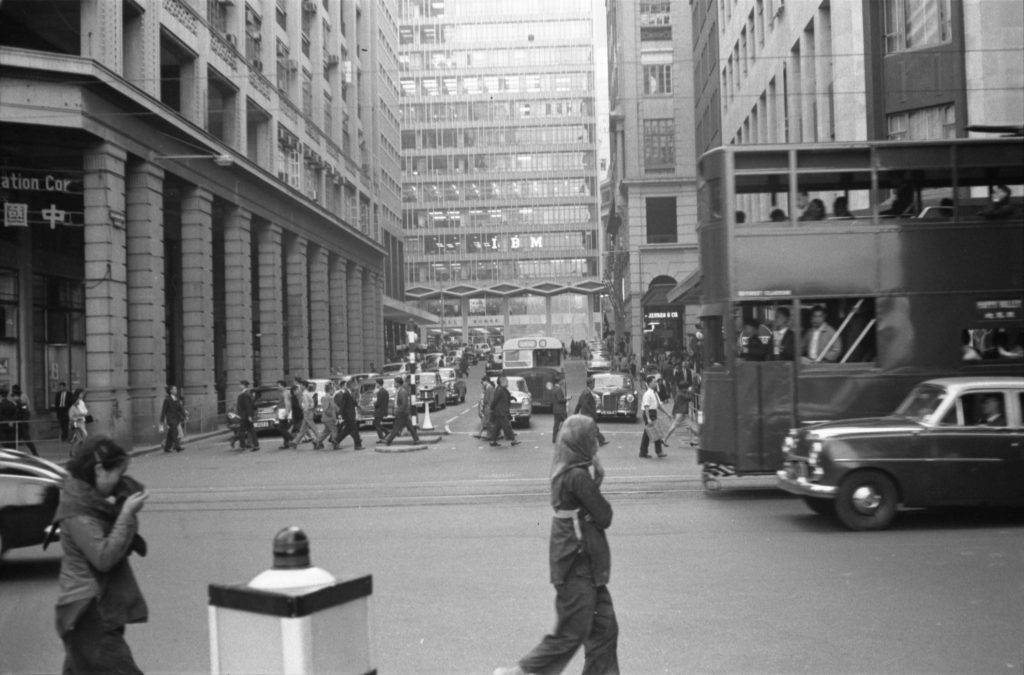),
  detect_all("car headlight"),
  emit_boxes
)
[625,394,635,403]
[783,435,796,452]
[809,440,824,466]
